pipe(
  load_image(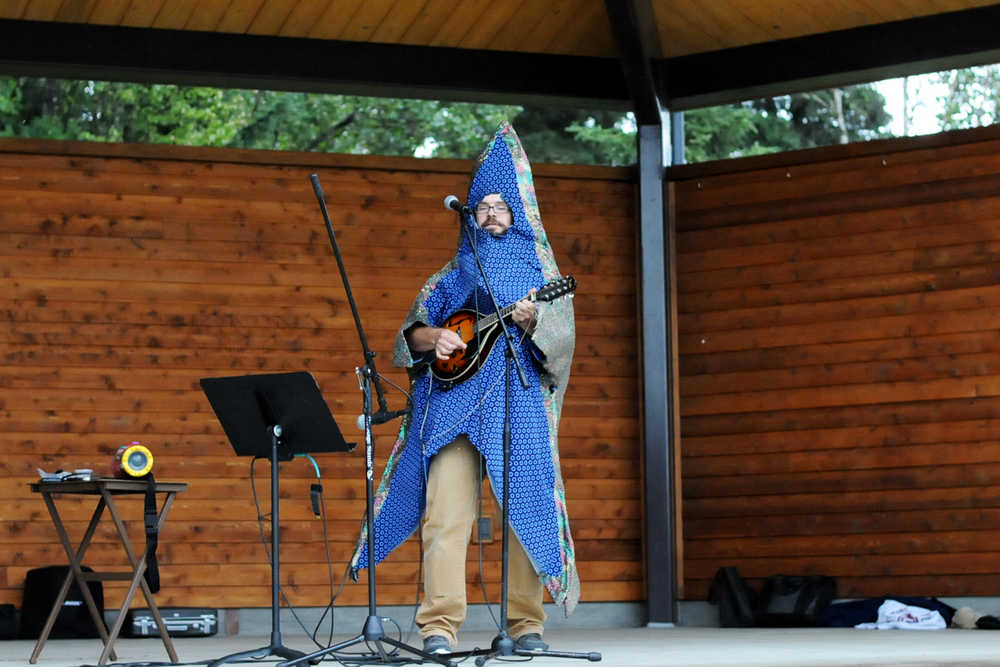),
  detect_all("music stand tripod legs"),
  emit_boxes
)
[199,371,353,667]
[209,426,307,667]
